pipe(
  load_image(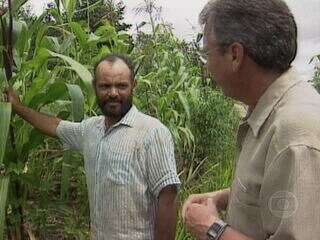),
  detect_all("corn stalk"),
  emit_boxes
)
[0,0,27,238]
[0,103,11,240]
